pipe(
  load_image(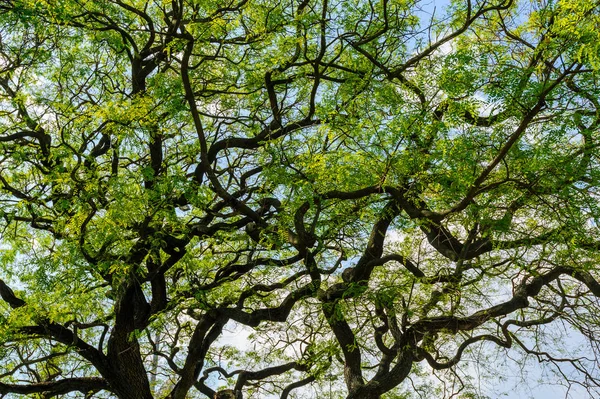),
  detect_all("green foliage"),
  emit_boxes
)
[0,0,599,398]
